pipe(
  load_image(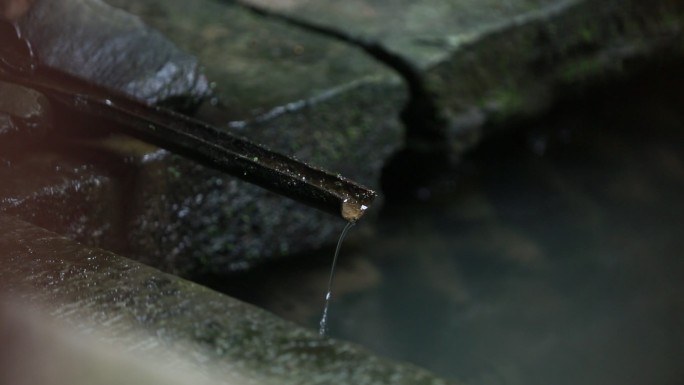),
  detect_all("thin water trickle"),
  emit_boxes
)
[319,220,355,337]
